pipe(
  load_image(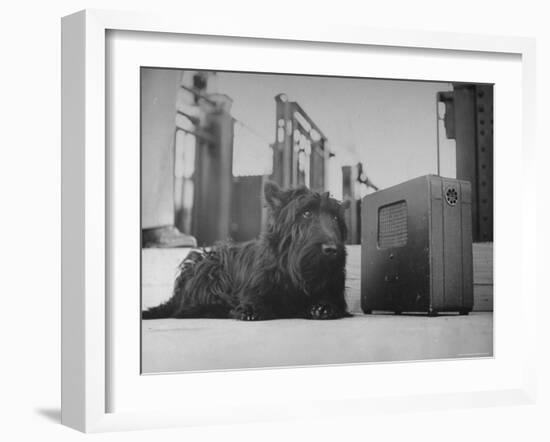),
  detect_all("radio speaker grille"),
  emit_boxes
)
[378,201,408,248]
